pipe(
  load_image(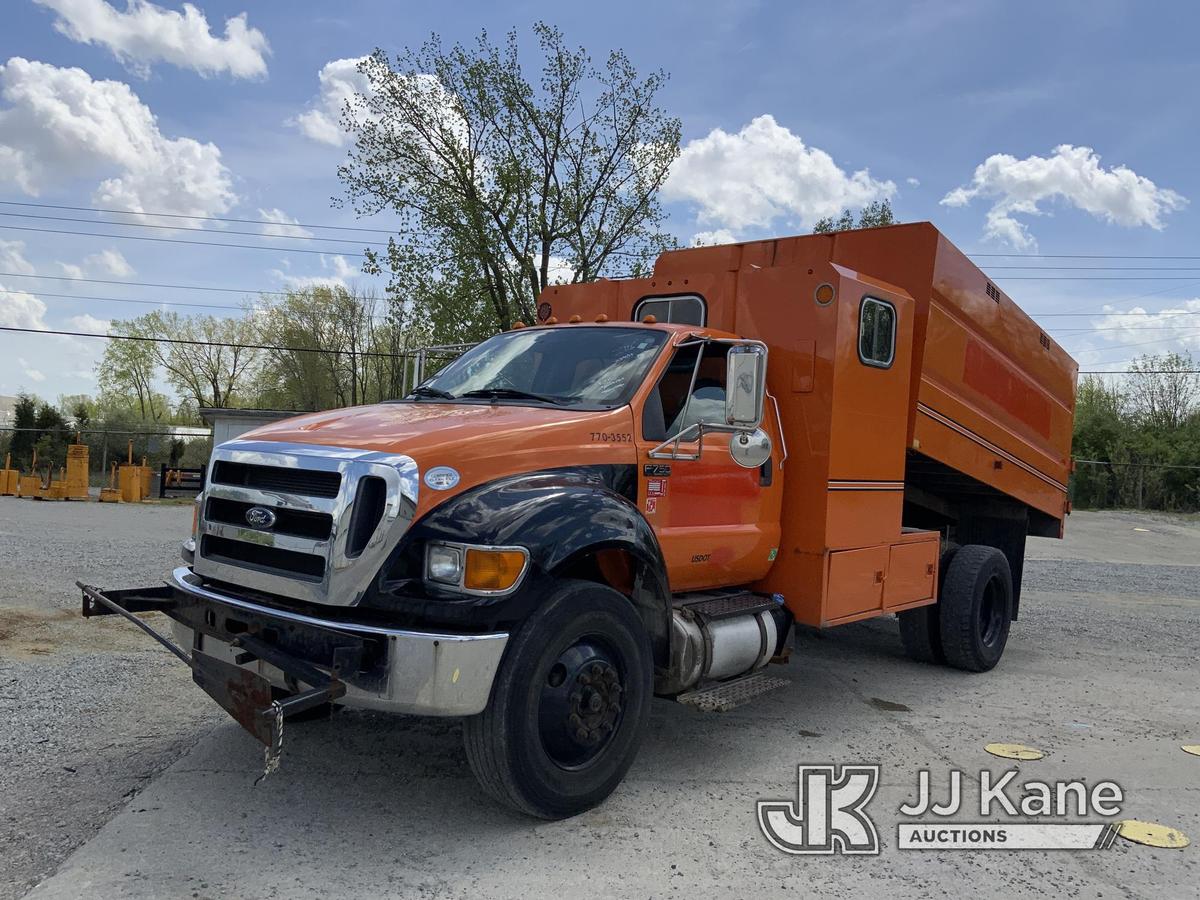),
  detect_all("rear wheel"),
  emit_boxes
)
[898,542,957,664]
[462,579,653,819]
[937,544,1013,672]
